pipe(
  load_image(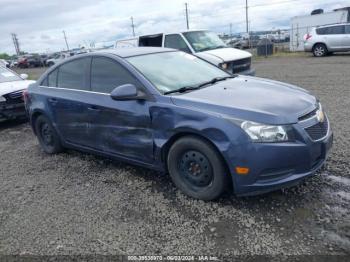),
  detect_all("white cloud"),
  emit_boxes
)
[0,0,347,54]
